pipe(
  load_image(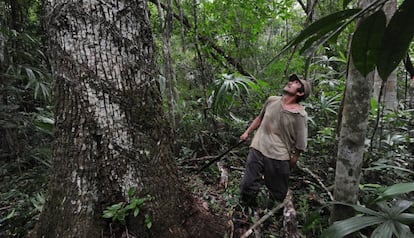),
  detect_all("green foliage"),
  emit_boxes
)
[30,192,45,214]
[210,73,264,116]
[199,0,275,44]
[0,25,52,238]
[1,29,52,102]
[279,0,413,79]
[321,183,414,238]
[351,11,386,77]
[280,9,360,57]
[377,0,414,79]
[102,188,153,229]
[343,0,355,9]
[376,182,414,202]
[0,209,16,225]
